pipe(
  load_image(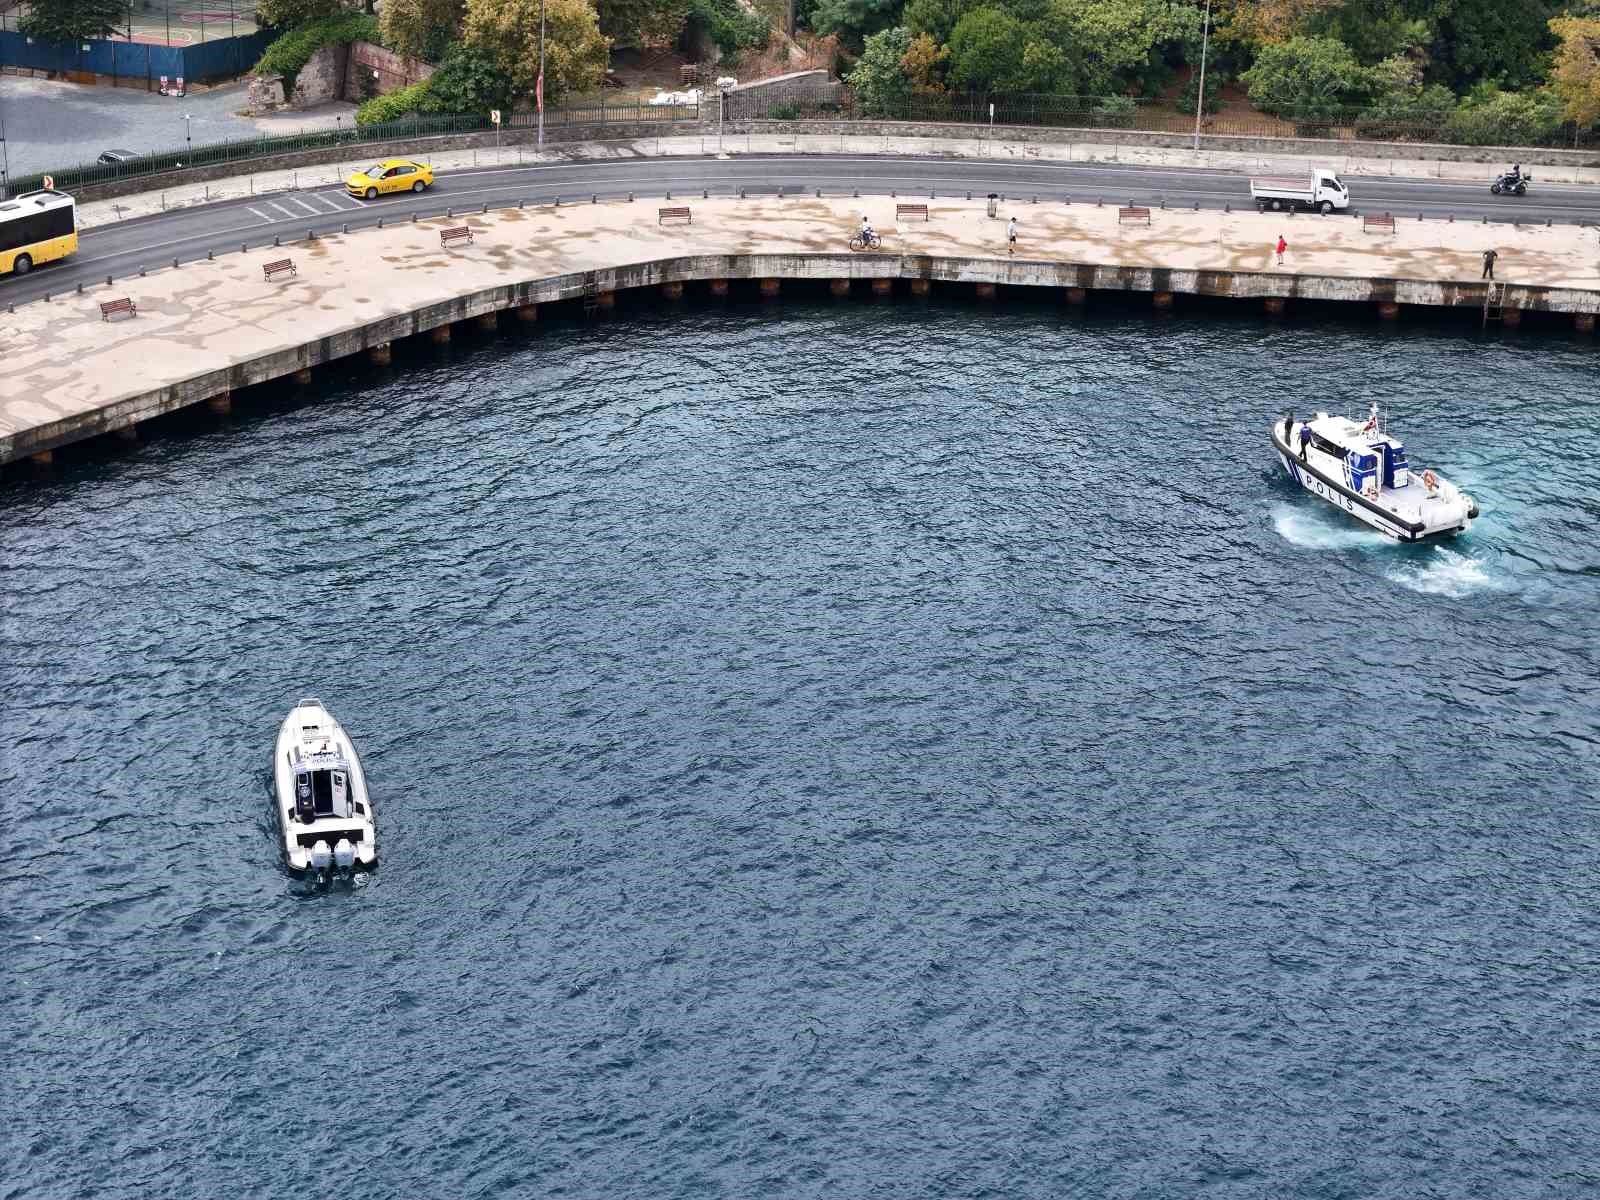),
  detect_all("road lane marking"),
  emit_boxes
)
[246,207,274,222]
[267,201,299,219]
[290,197,321,215]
